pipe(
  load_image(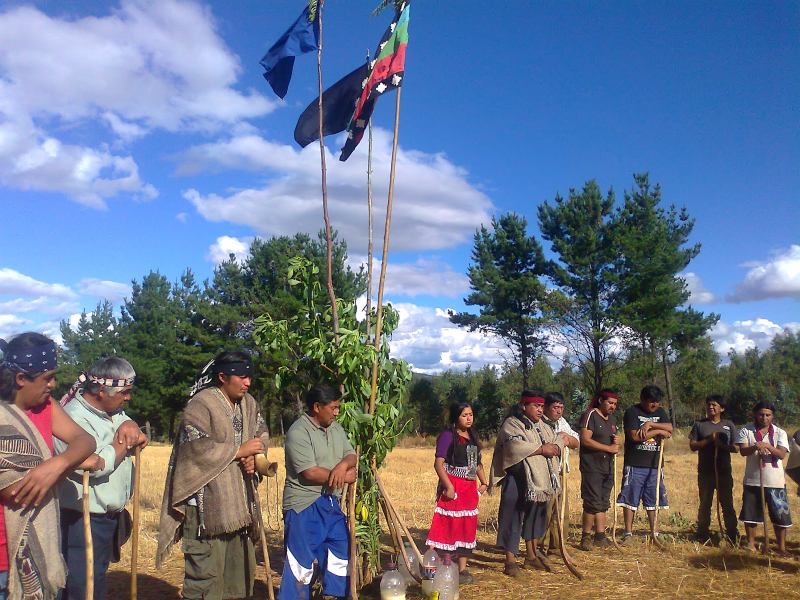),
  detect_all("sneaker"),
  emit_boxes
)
[579,534,593,551]
[594,534,611,548]
[622,533,635,546]
[459,570,474,585]
[504,561,522,578]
